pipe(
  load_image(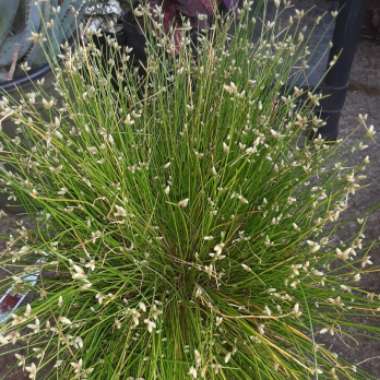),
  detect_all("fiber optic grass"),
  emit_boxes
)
[0,2,379,379]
